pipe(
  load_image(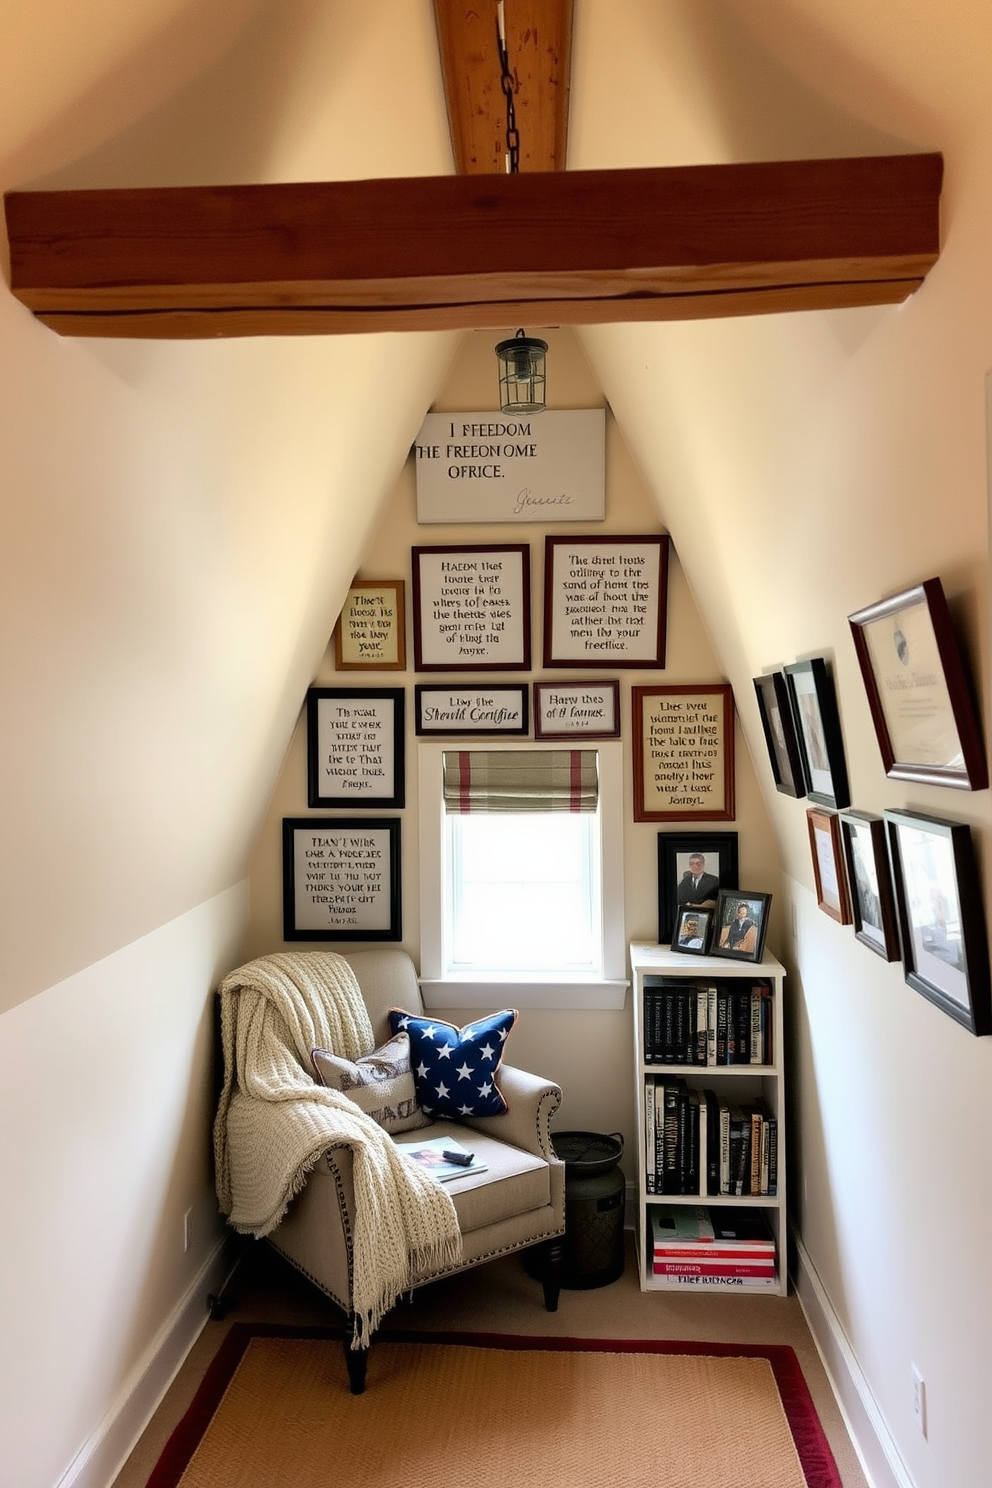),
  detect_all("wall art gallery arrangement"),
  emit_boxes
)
[750,573,990,1036]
